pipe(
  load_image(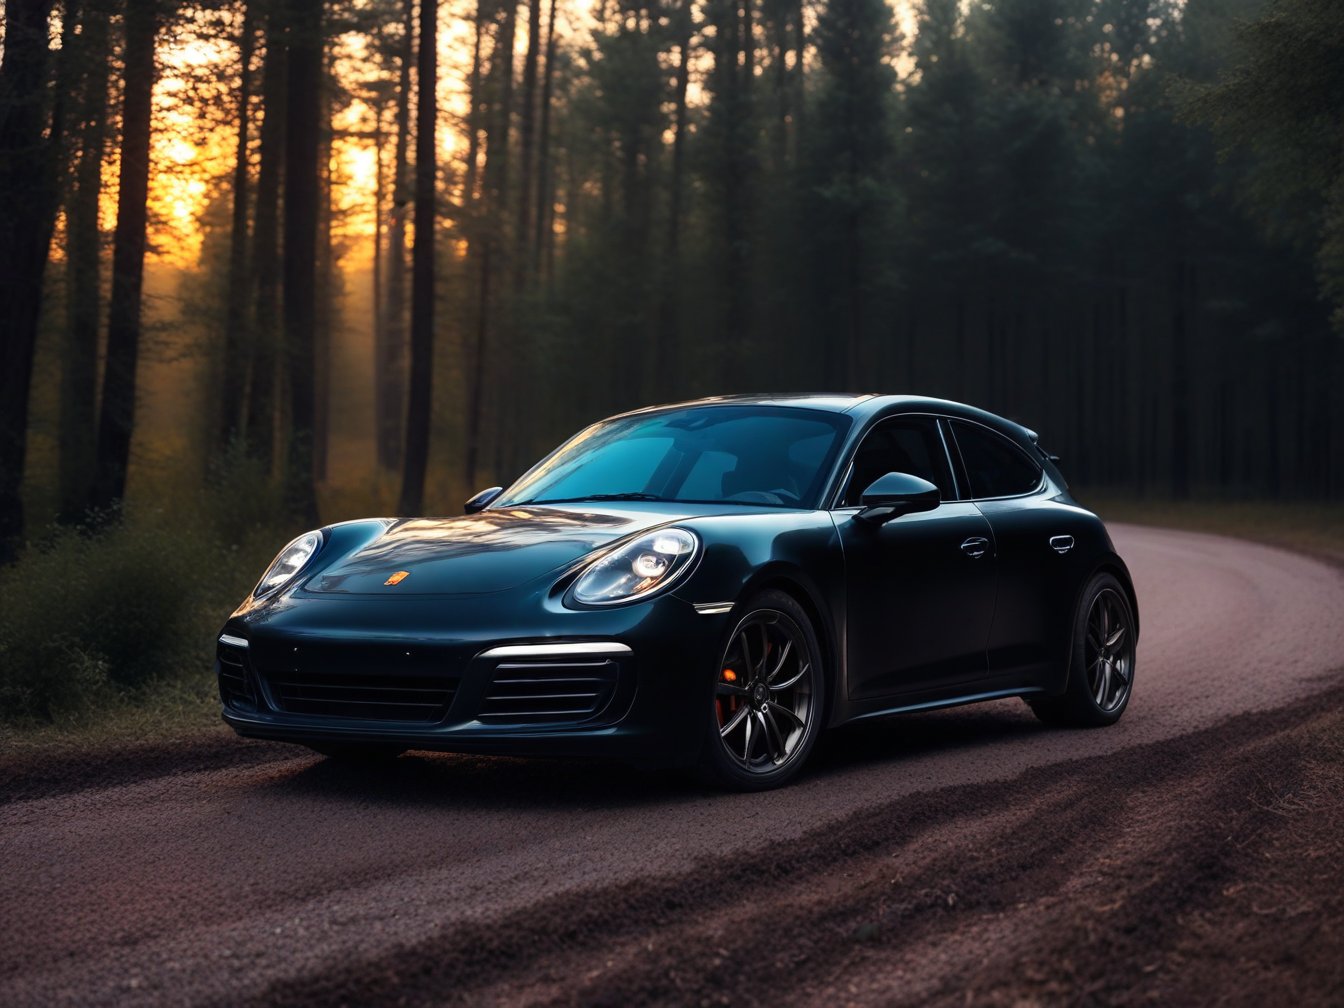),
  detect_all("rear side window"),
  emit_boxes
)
[950,420,1043,499]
